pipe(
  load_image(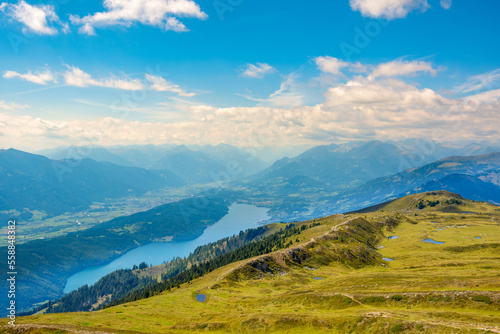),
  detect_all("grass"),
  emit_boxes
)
[2,191,499,333]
